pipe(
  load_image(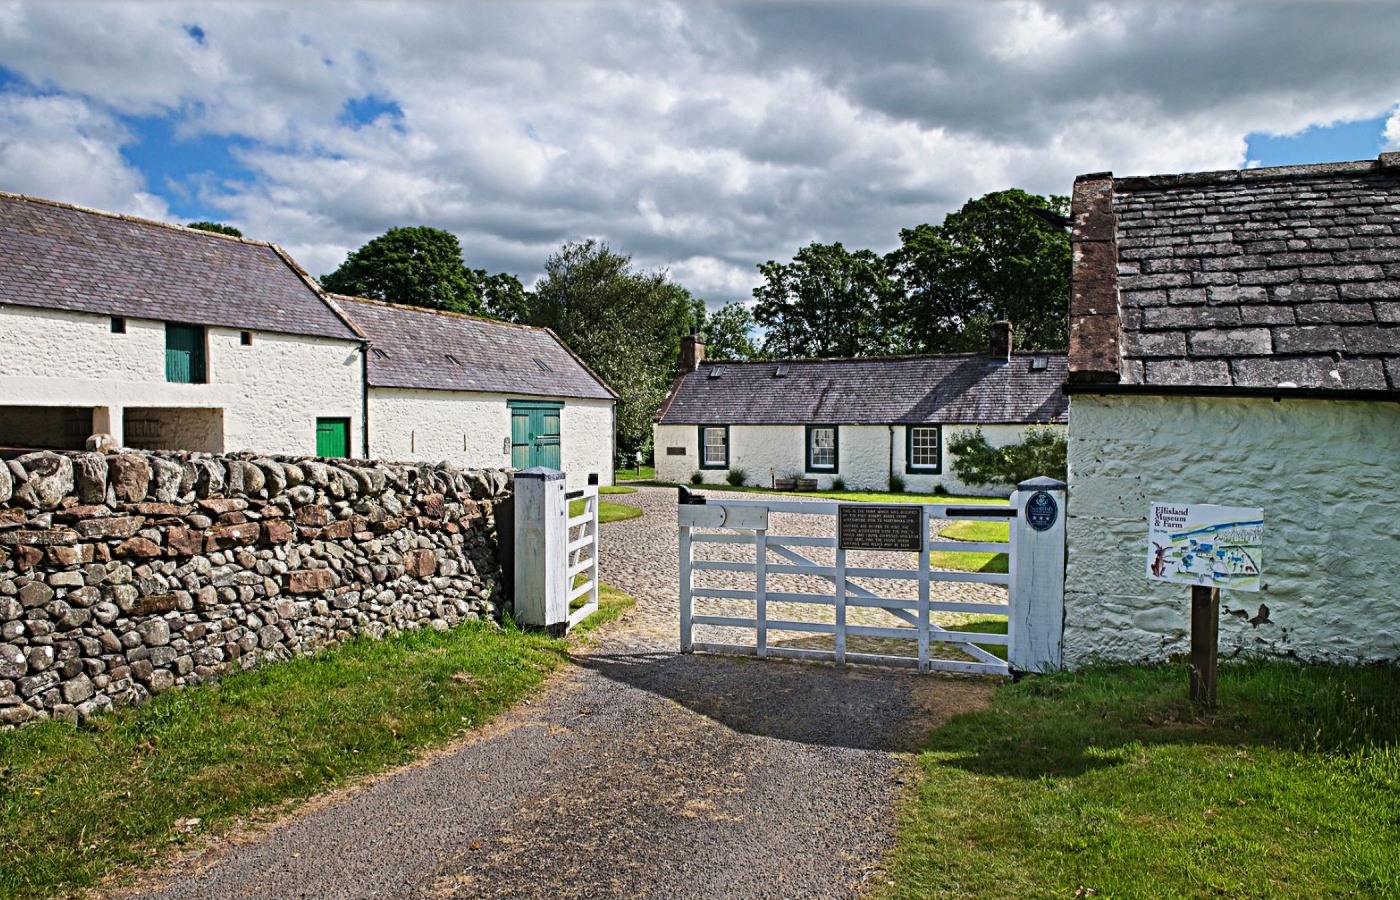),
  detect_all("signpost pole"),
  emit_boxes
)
[1189,585,1219,704]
